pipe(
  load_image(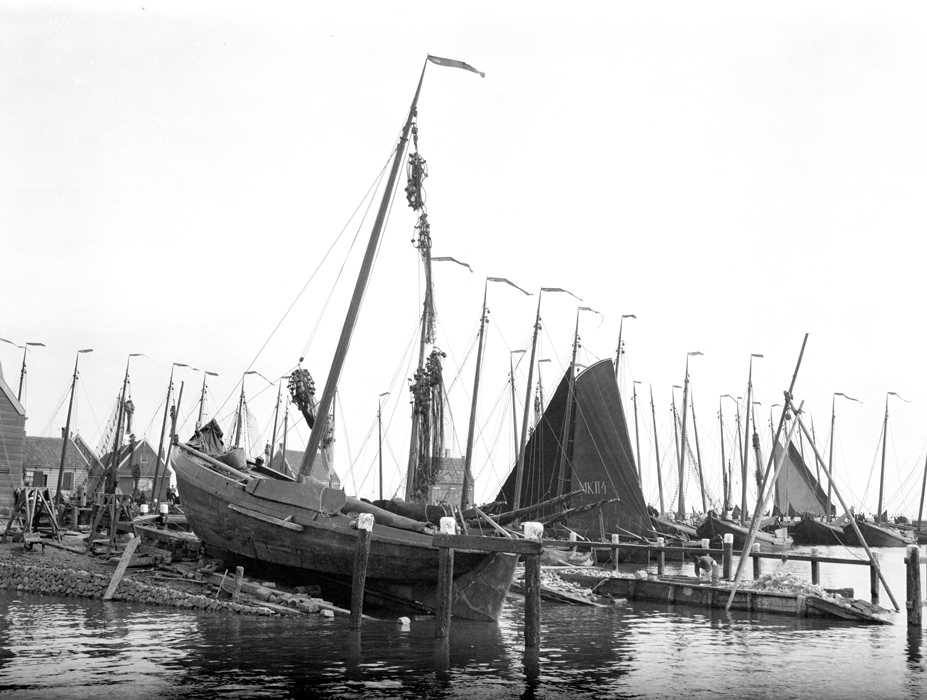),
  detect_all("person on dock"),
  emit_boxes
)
[693,554,715,581]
